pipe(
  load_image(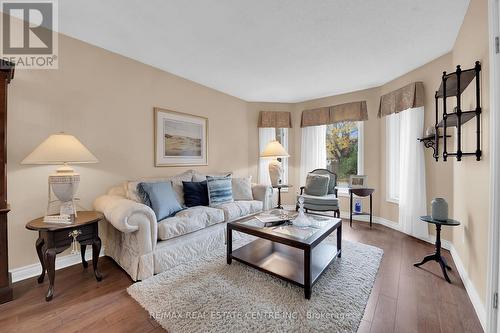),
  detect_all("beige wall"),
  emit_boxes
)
[451,0,490,304]
[7,33,251,269]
